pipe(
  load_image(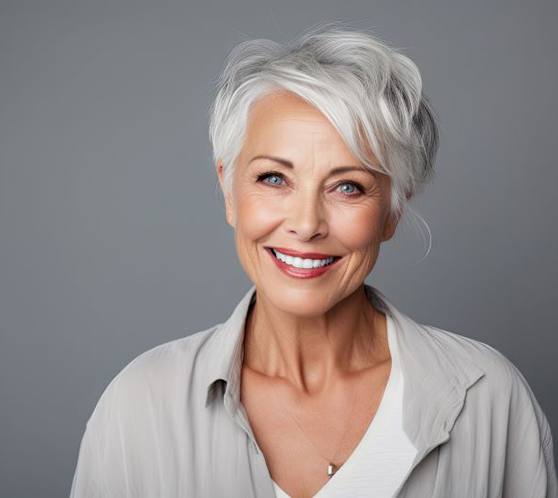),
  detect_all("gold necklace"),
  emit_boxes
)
[251,333,360,479]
